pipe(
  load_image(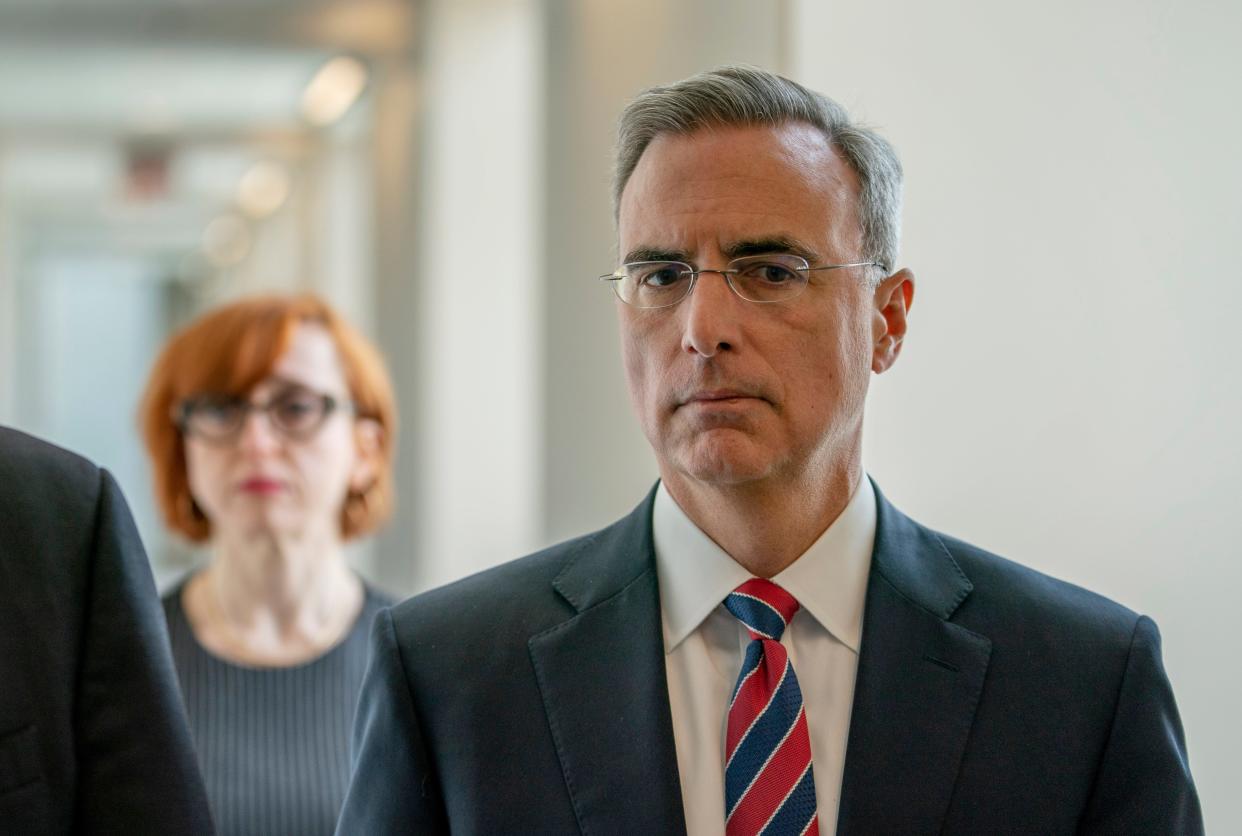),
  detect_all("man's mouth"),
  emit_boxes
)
[679,388,768,409]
